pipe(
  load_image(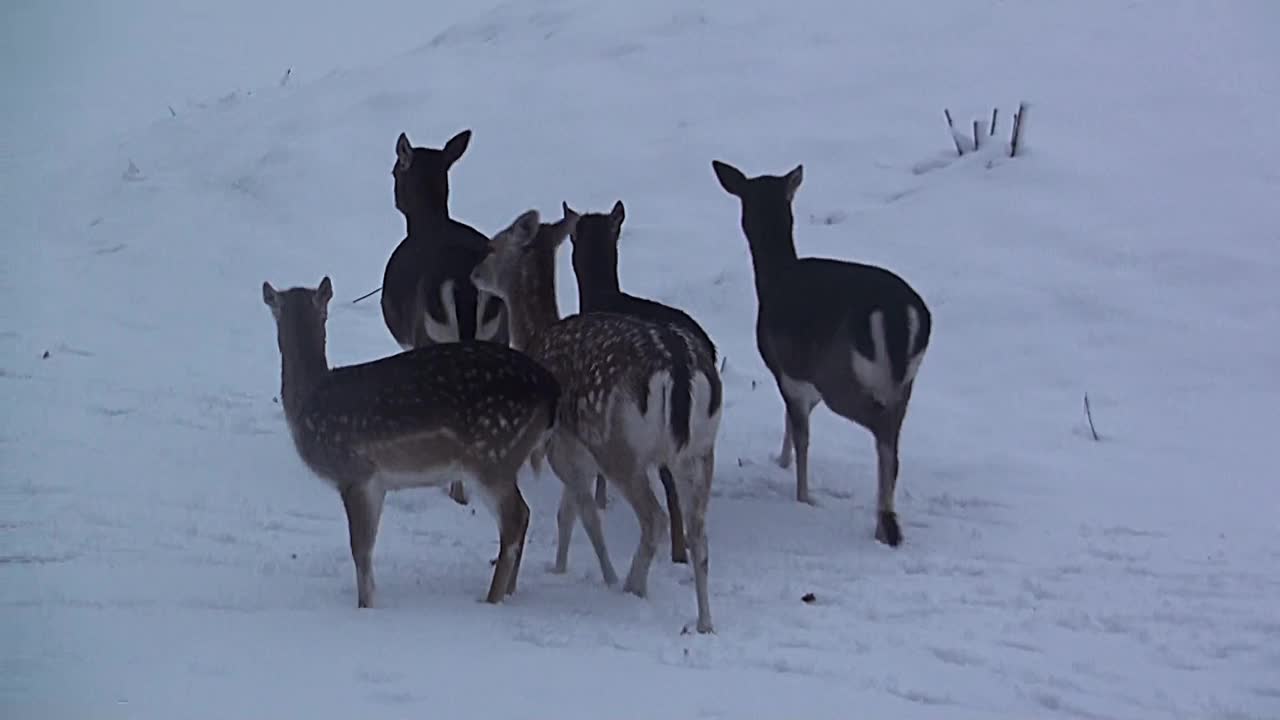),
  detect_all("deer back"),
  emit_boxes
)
[293,341,558,482]
[528,313,721,458]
